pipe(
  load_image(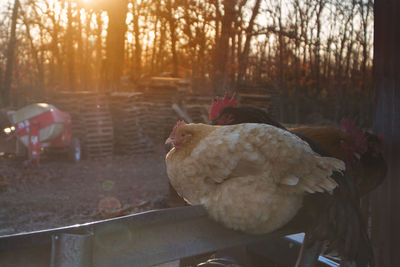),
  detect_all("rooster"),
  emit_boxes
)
[209,93,387,198]
[165,121,373,266]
